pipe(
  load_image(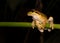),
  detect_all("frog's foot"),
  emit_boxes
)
[52,27,54,30]
[32,27,34,29]
[48,29,51,32]
[39,29,44,33]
